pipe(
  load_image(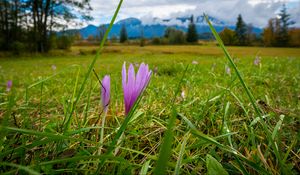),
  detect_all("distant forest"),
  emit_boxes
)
[0,1,299,54]
[219,5,300,47]
[0,0,92,53]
